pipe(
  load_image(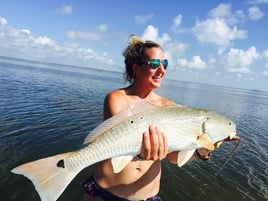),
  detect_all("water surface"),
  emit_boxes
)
[0,60,267,201]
